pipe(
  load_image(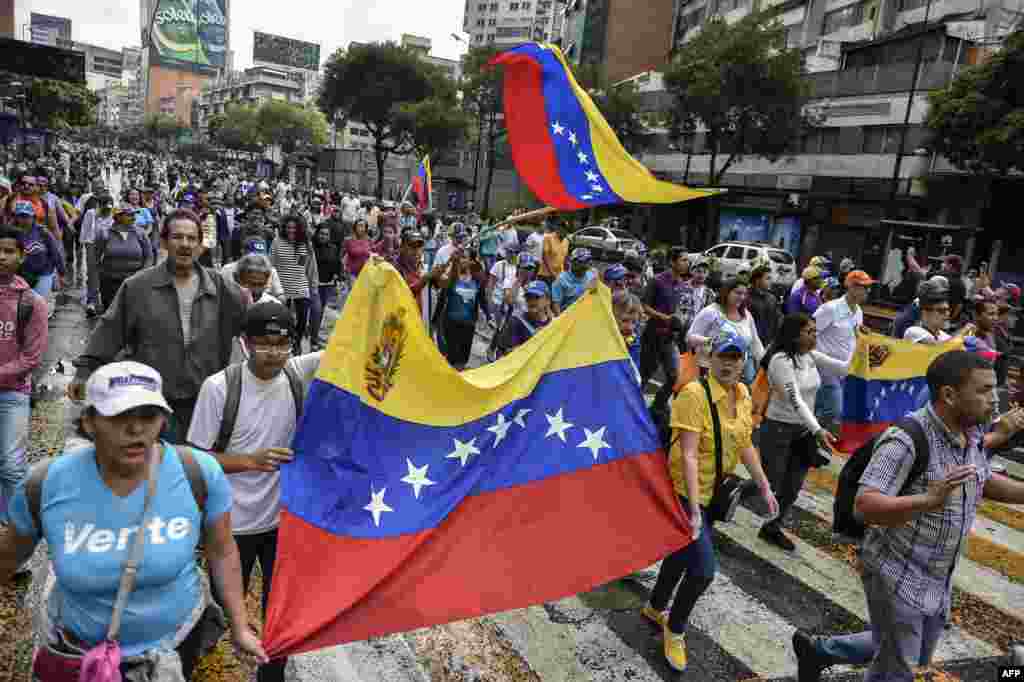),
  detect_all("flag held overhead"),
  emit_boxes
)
[489,42,715,210]
[262,261,692,657]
